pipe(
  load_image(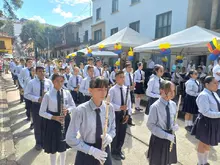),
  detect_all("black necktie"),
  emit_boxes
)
[140,70,142,80]
[29,68,33,79]
[195,80,200,92]
[129,73,132,86]
[95,108,103,149]
[66,74,70,81]
[120,87,124,106]
[166,102,171,130]
[57,90,61,113]
[40,80,44,97]
[106,71,109,78]
[212,92,220,112]
[48,66,51,76]
[76,76,78,87]
[98,68,101,76]
[159,78,161,88]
